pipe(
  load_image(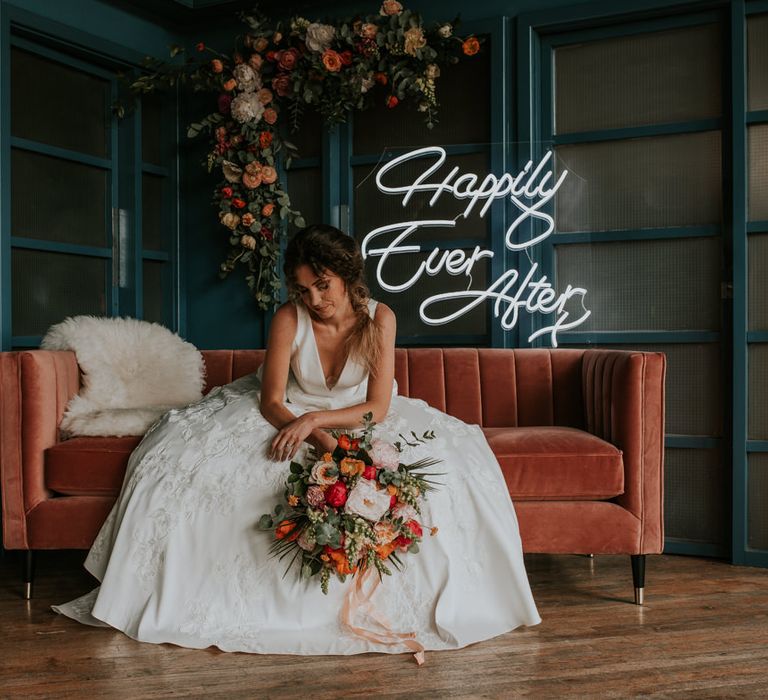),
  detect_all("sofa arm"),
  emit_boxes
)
[582,350,666,554]
[0,350,80,548]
